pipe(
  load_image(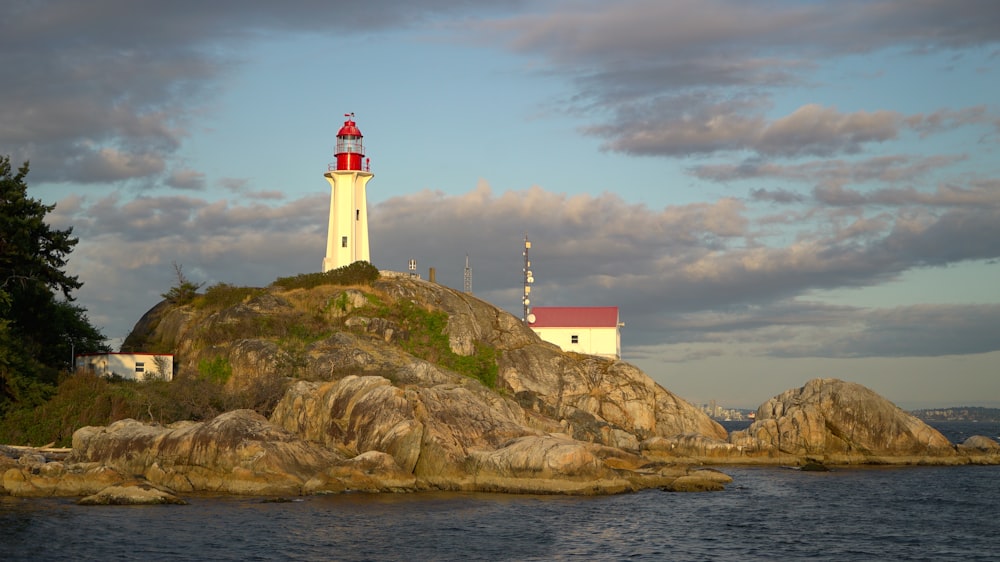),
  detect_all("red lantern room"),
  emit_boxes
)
[335,113,366,171]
